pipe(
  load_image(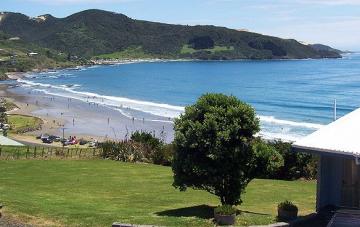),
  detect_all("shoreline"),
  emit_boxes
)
[2,84,175,145]
[4,53,350,81]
